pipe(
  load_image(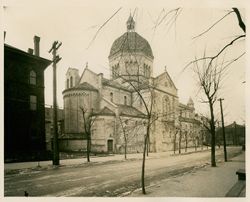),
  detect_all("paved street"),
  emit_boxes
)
[4,146,243,197]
